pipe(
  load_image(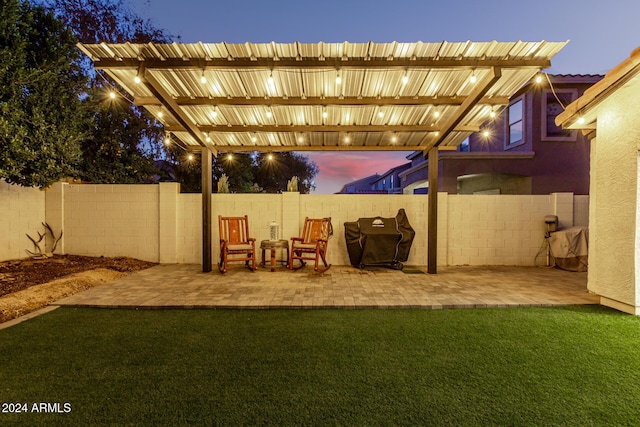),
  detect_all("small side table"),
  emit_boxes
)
[260,240,289,272]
